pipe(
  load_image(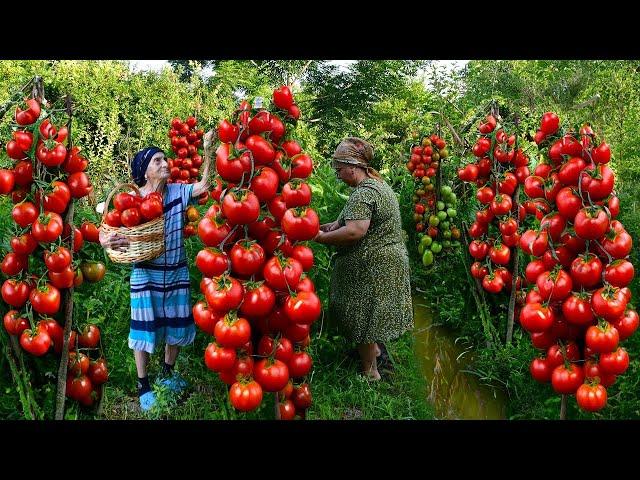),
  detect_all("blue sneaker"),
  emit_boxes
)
[157,372,189,394]
[139,391,157,412]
